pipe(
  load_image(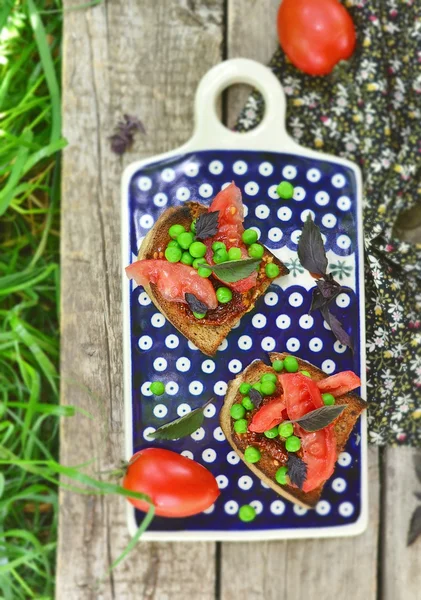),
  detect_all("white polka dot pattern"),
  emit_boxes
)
[128,151,363,534]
